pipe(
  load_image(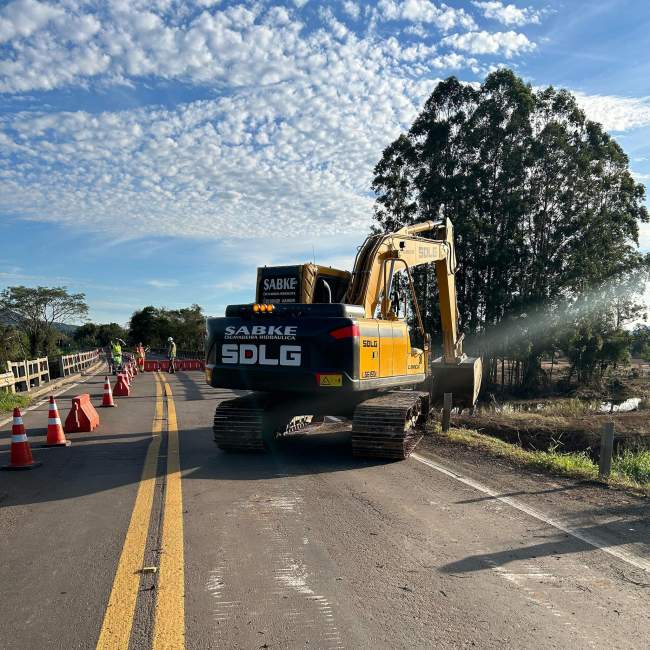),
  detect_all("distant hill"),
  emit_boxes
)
[54,322,79,335]
[0,309,79,334]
